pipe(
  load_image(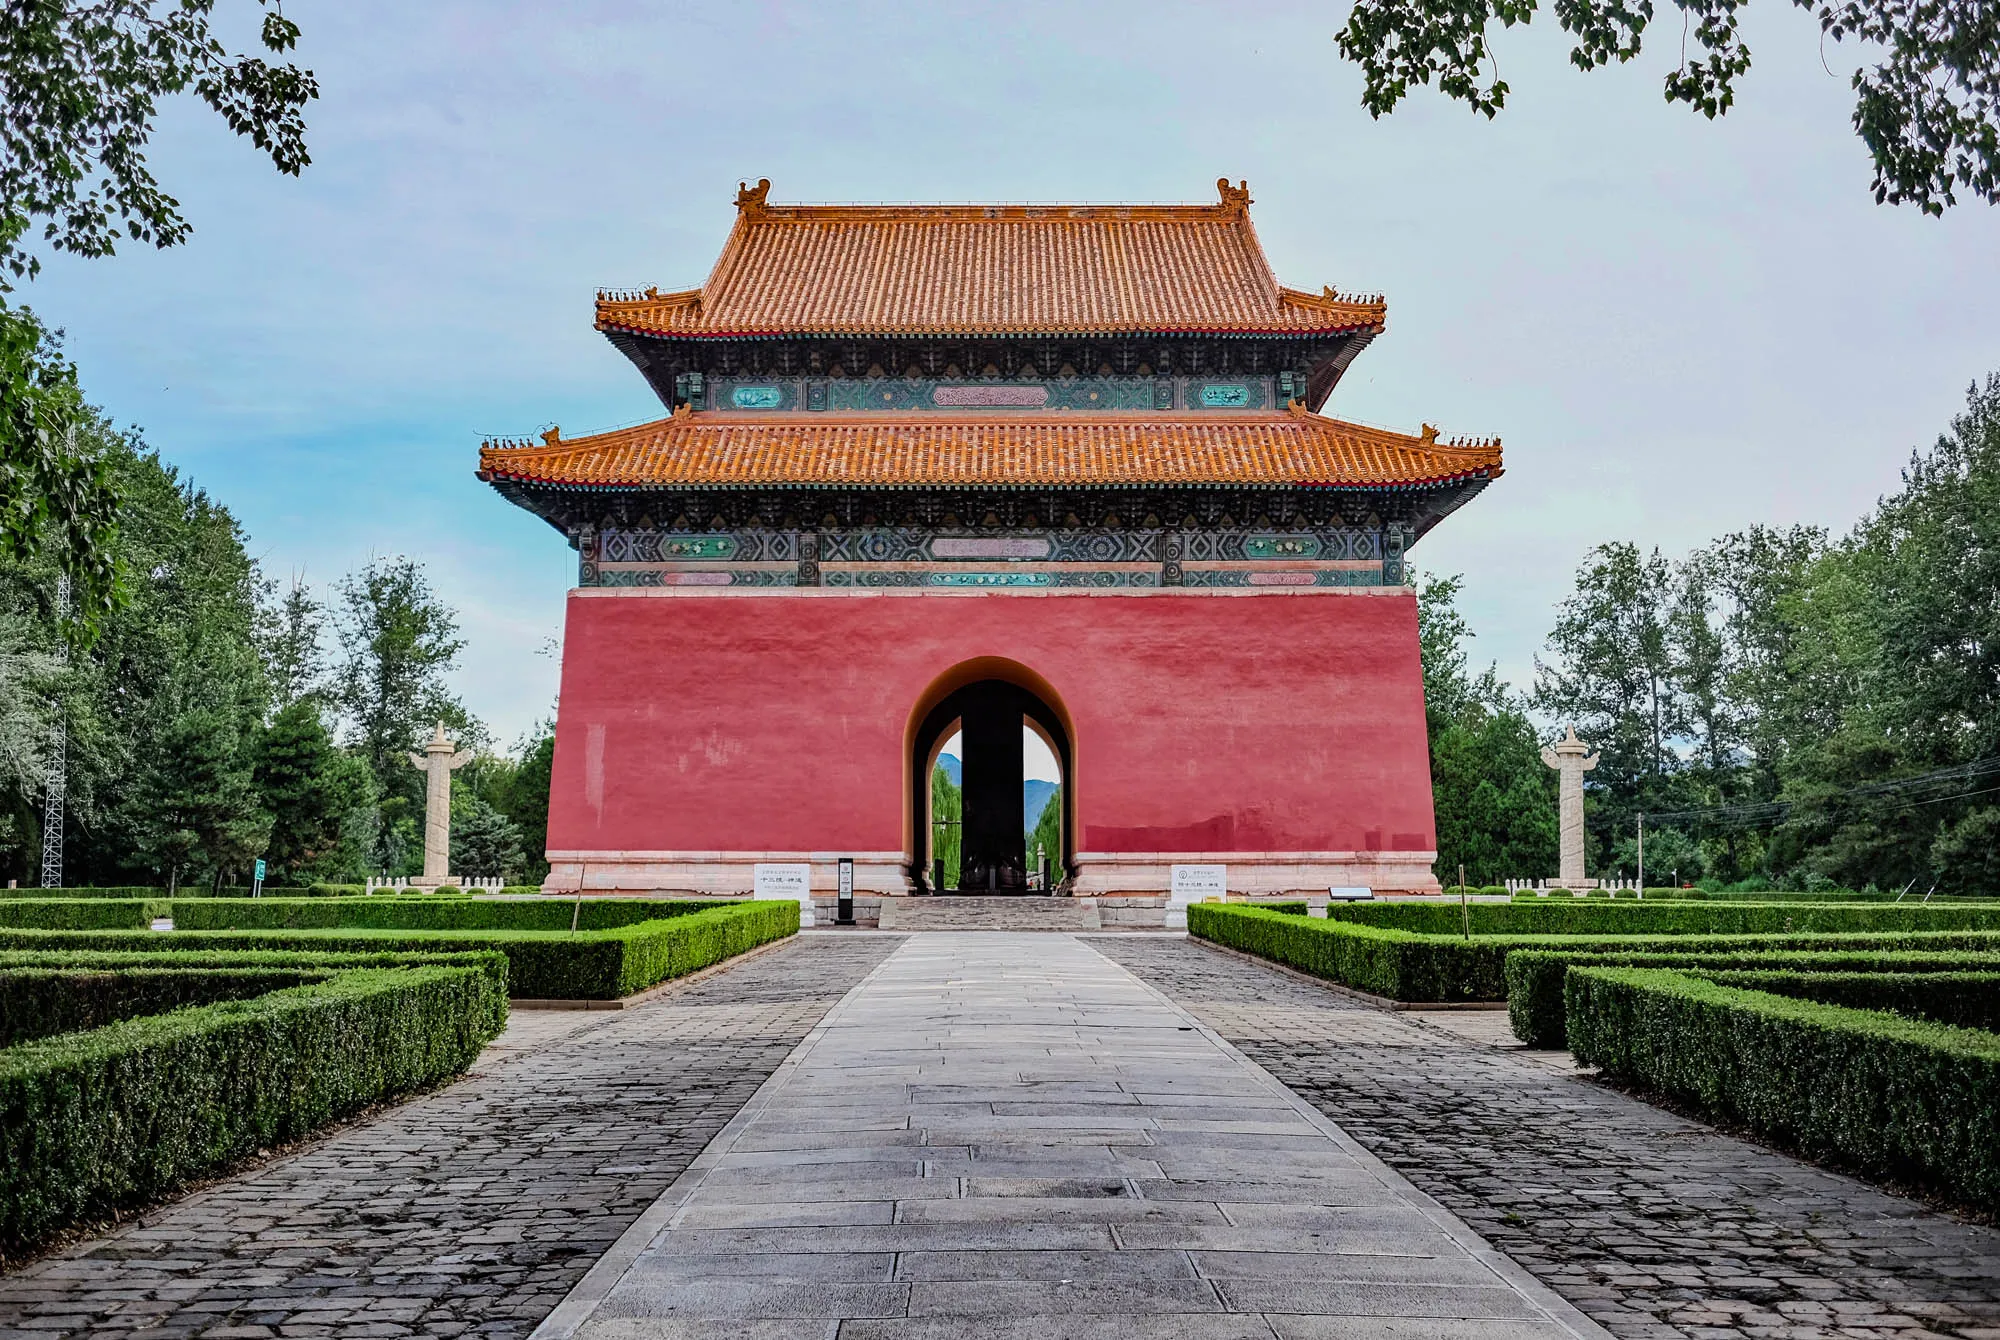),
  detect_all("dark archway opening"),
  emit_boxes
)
[910,679,1072,894]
